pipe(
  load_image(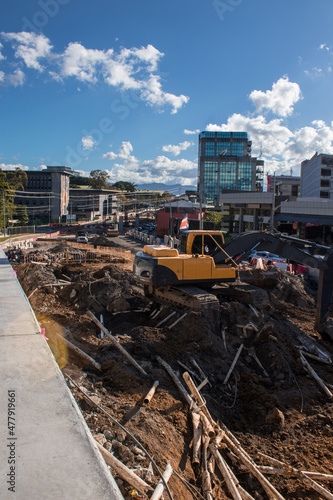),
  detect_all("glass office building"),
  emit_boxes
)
[198,131,264,205]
